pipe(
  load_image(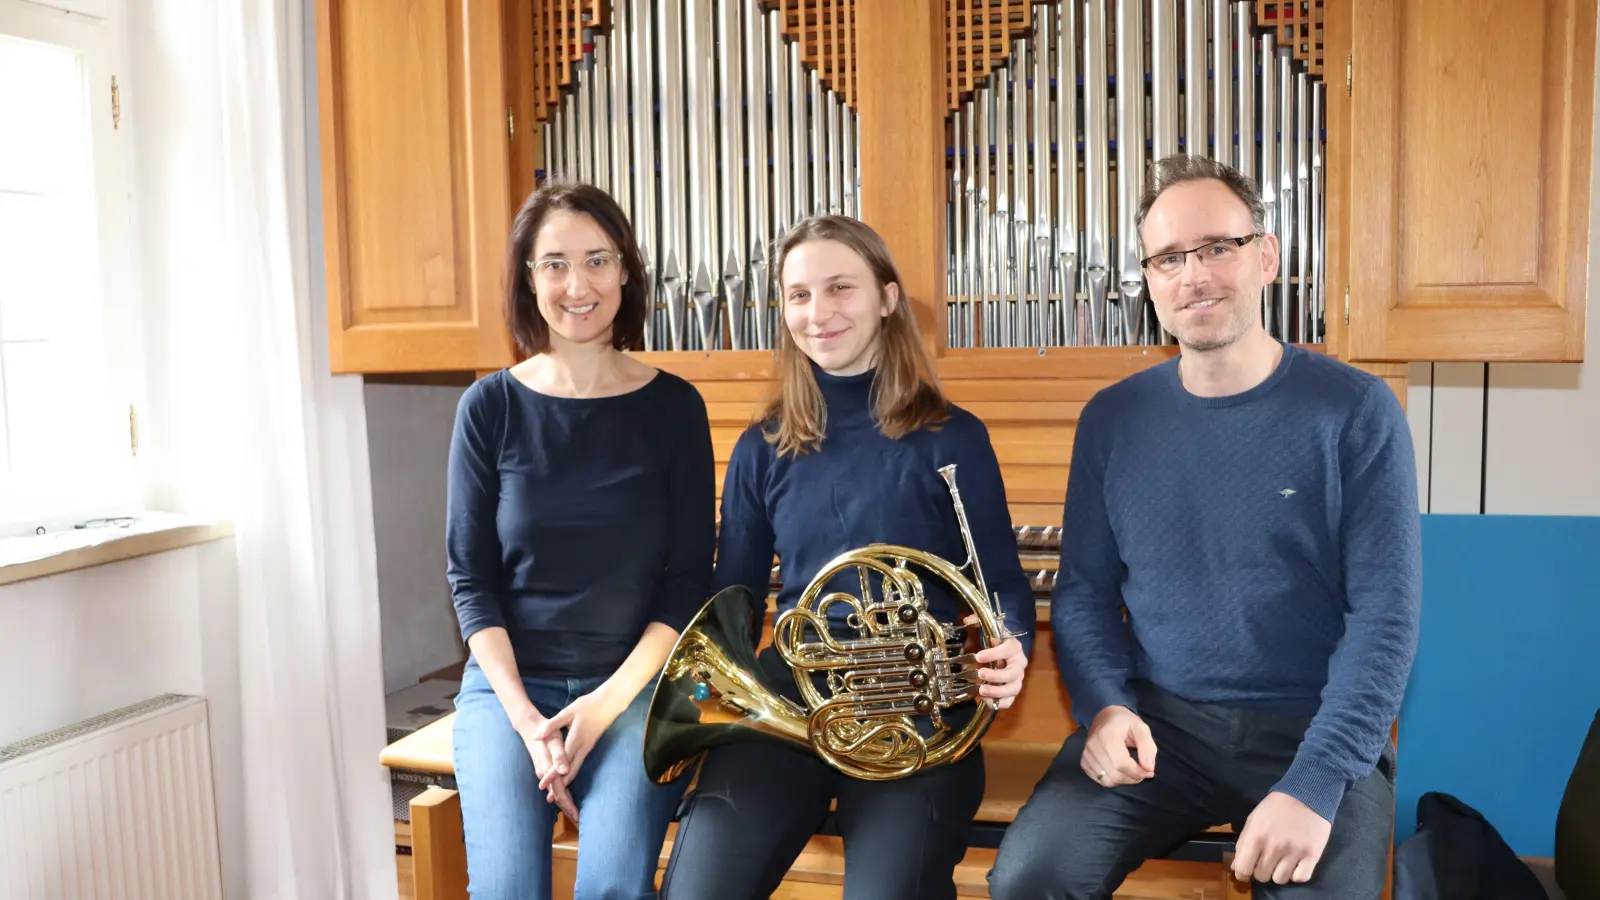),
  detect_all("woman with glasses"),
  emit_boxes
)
[446,181,715,899]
